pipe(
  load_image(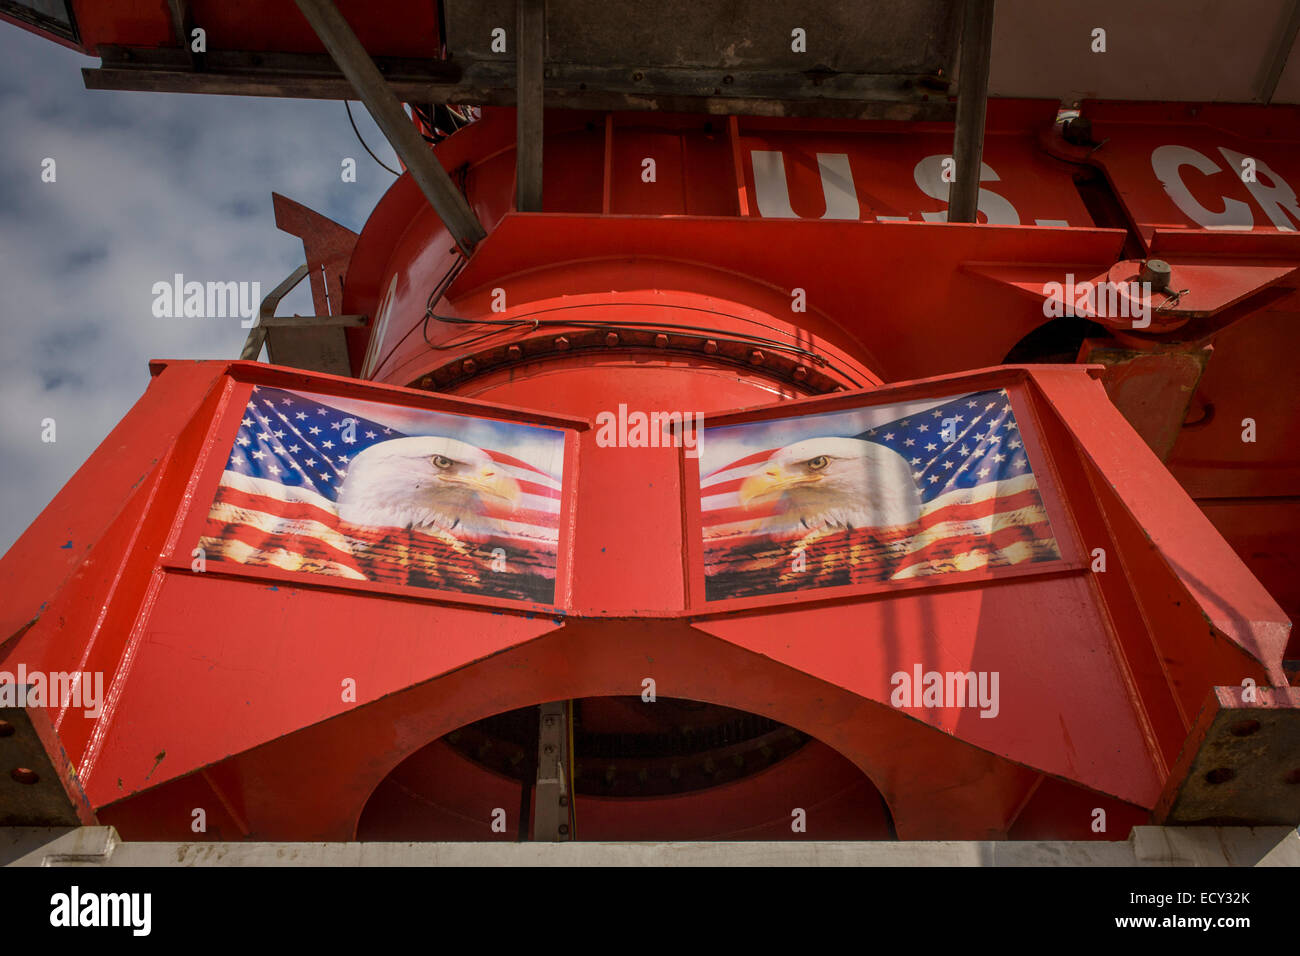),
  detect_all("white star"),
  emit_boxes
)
[229,455,243,466]
[289,444,300,453]
[993,453,1007,463]
[321,440,334,449]
[330,421,341,430]
[295,412,307,420]
[316,408,328,415]
[1013,458,1027,470]
[932,410,944,418]
[305,458,316,467]
[382,427,392,434]
[899,419,910,426]
[246,401,257,411]
[241,417,253,427]
[904,438,915,447]
[251,450,265,460]
[942,460,954,470]
[263,399,276,408]
[910,457,921,465]
[274,429,285,438]
[925,442,937,451]
[953,414,964,422]
[883,432,895,441]
[309,426,321,435]
[918,424,929,432]
[268,464,280,475]
[365,430,376,439]
[337,470,347,478]
[273,446,286,455]
[967,401,977,408]
[912,471,923,480]
[343,435,356,444]
[1005,421,1018,431]
[338,454,350,463]
[251,385,260,392]
[1008,439,1022,449]
[959,445,970,456]
[928,474,940,484]
[978,468,990,478]
[236,436,251,447]
[257,432,271,441]
[318,472,331,481]
[281,398,293,405]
